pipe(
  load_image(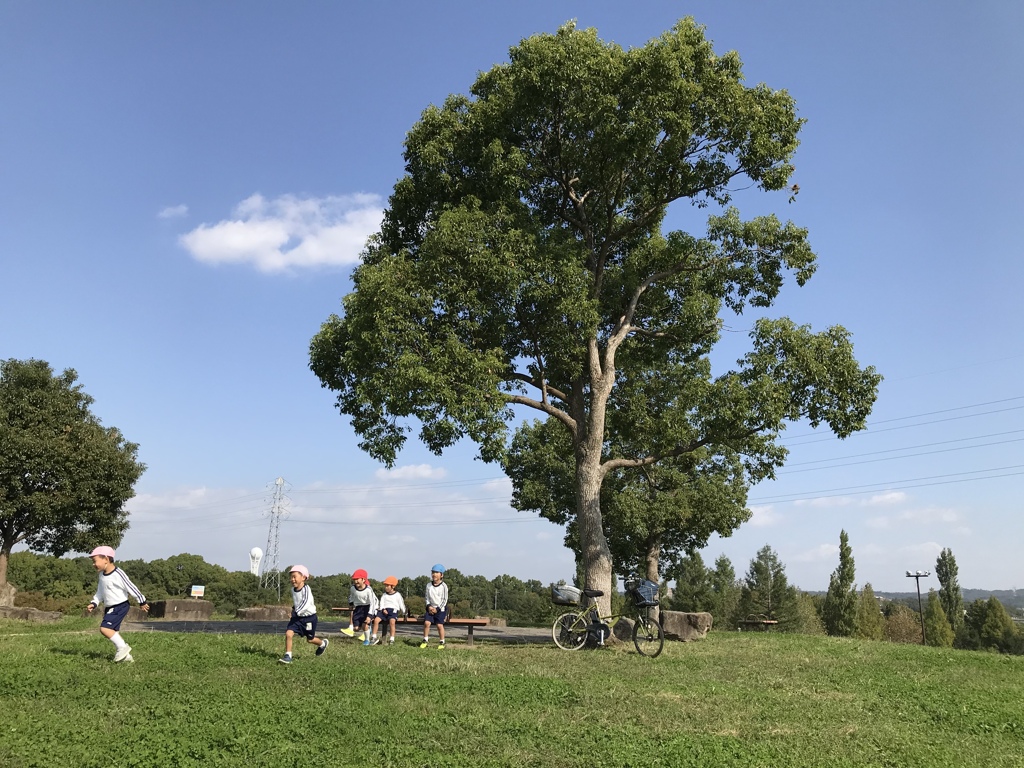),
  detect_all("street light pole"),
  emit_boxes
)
[906,570,930,645]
